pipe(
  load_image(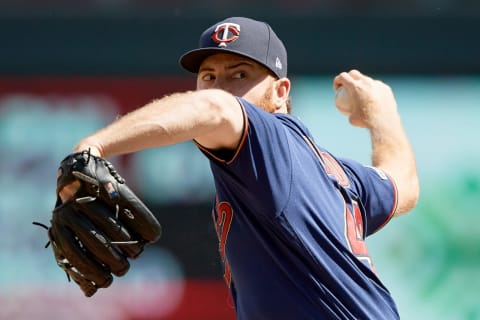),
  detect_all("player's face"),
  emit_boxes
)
[197,53,278,113]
